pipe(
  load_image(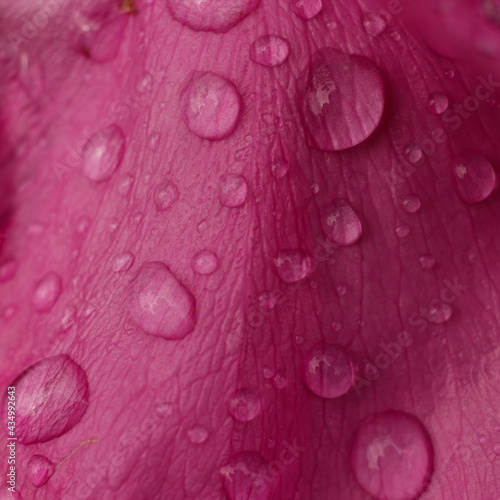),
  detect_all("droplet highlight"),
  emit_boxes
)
[250,35,290,67]
[321,201,362,246]
[229,388,261,422]
[302,343,354,398]
[192,250,219,275]
[218,173,248,207]
[33,272,62,313]
[127,262,196,340]
[274,249,312,283]
[1,355,89,444]
[350,411,434,500]
[300,48,385,151]
[180,72,241,140]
